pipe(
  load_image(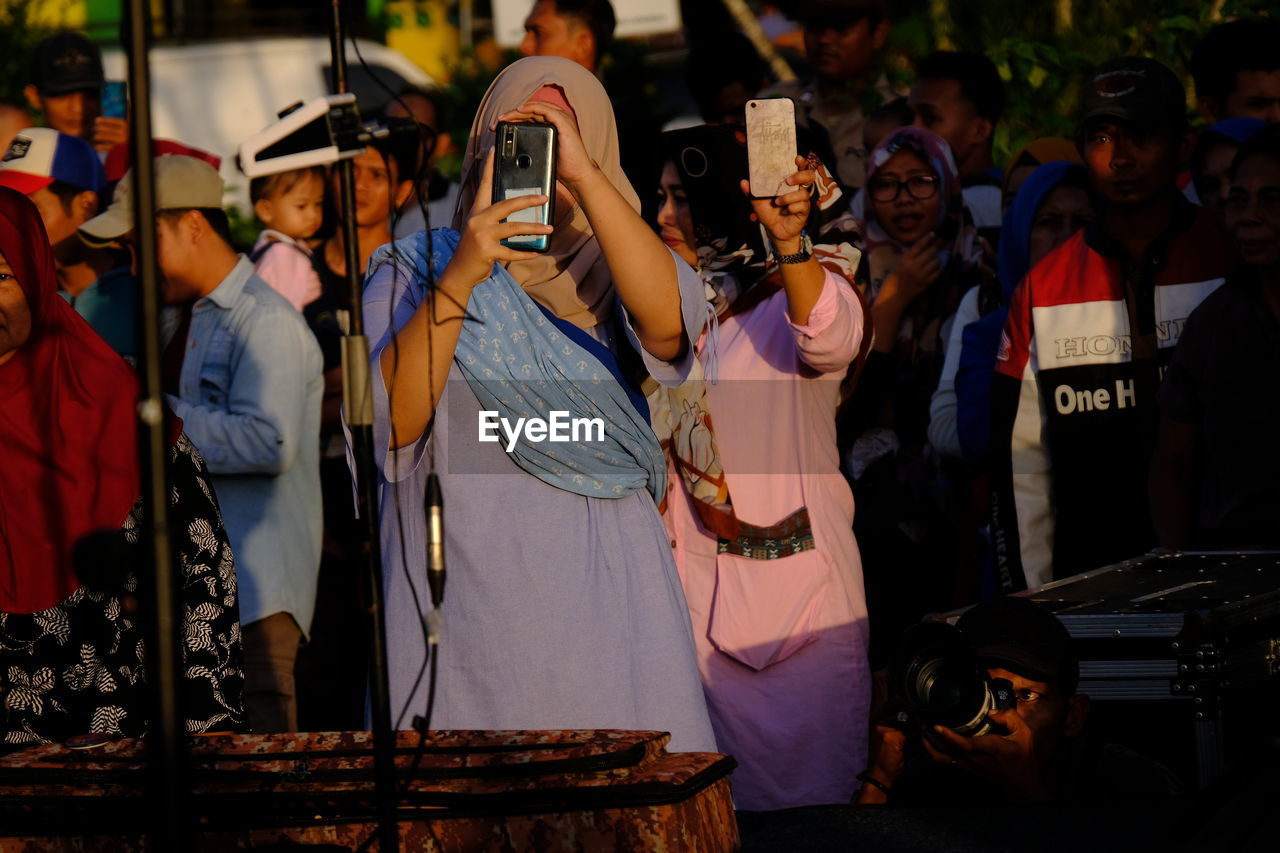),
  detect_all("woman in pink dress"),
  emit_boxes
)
[650,126,870,809]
